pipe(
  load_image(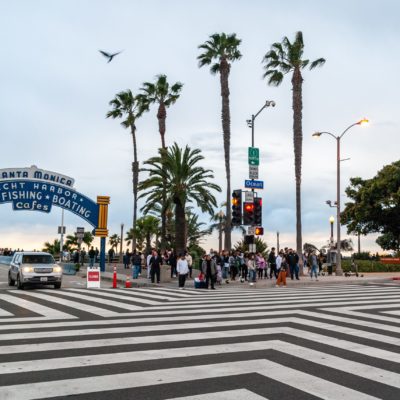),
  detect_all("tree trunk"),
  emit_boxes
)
[157,102,167,252]
[292,67,304,270]
[175,200,186,257]
[220,56,232,251]
[131,123,138,253]
[146,233,151,256]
